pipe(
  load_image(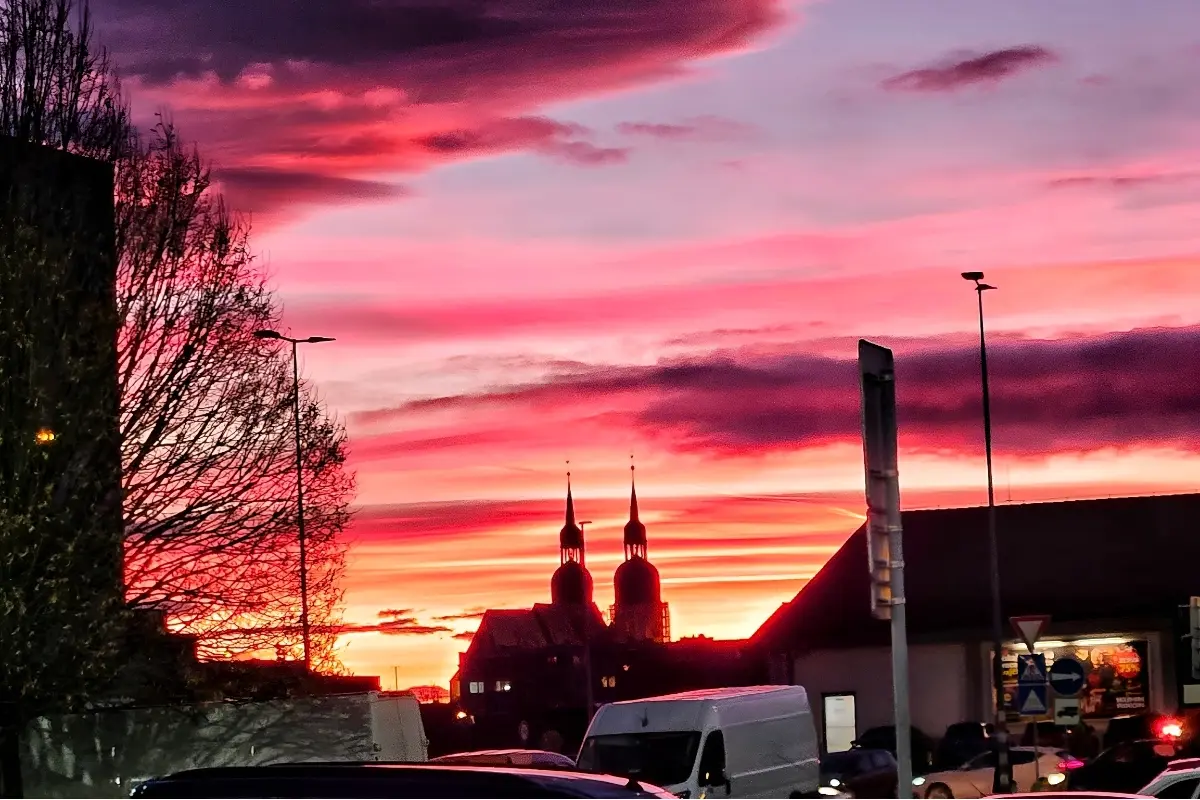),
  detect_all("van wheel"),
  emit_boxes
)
[926,784,953,799]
